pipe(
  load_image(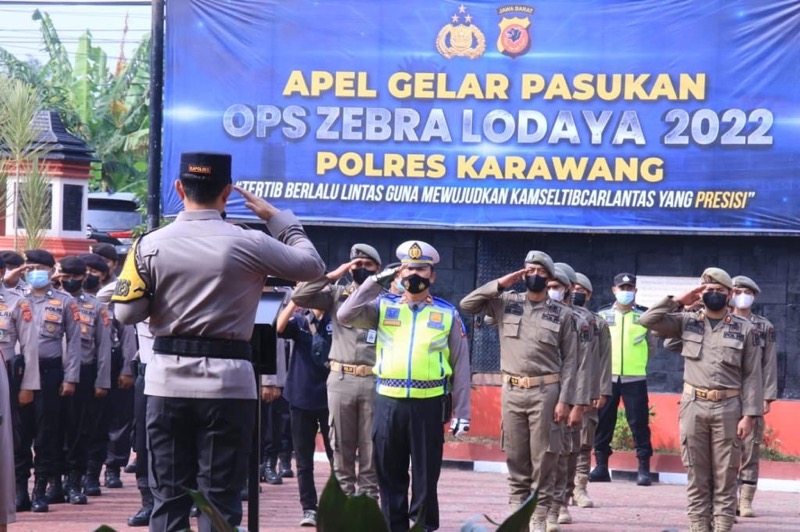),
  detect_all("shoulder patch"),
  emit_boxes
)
[504,302,523,316]
[70,302,81,323]
[100,307,110,327]
[19,300,33,322]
